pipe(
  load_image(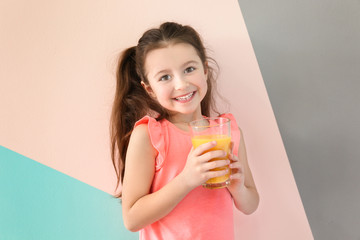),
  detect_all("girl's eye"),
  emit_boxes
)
[160,75,171,81]
[184,67,195,74]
